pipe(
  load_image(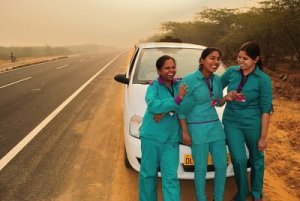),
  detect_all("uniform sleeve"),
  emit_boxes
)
[216,77,224,107]
[176,79,196,119]
[259,76,273,113]
[220,67,231,89]
[145,83,180,114]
